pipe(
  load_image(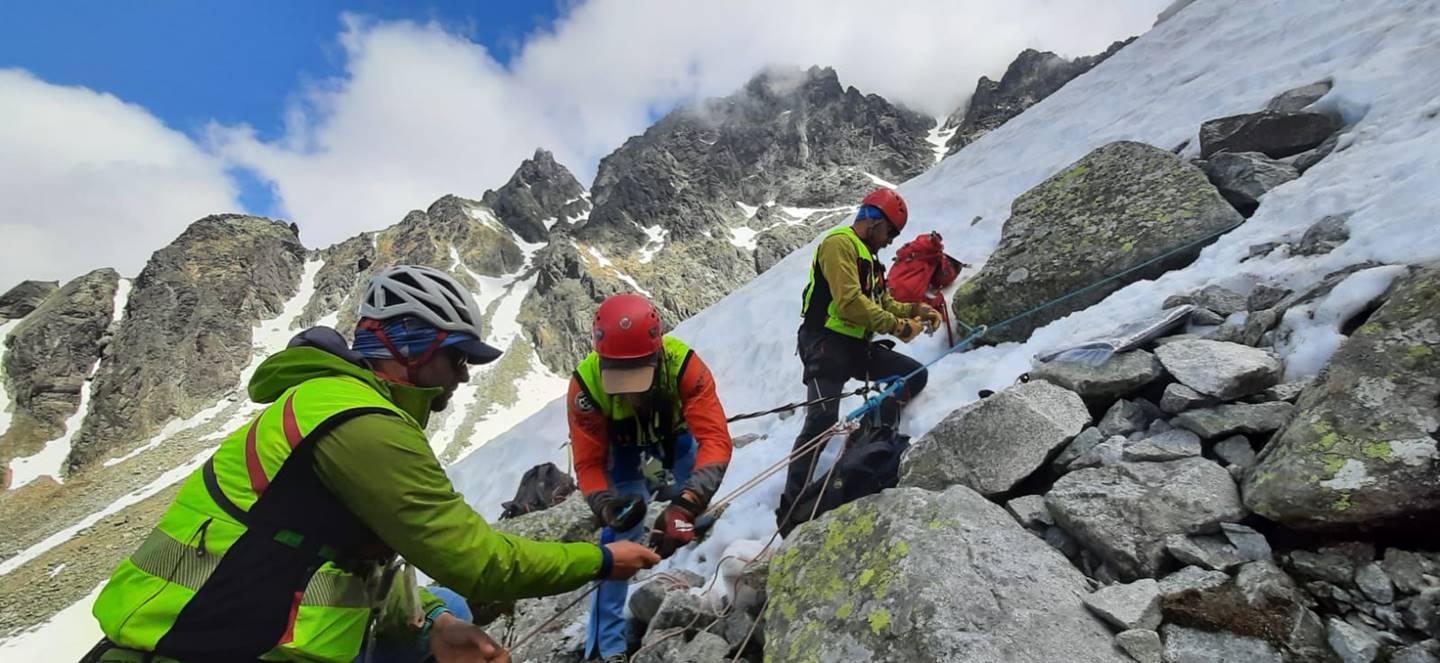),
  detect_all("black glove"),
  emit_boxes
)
[600,493,646,532]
